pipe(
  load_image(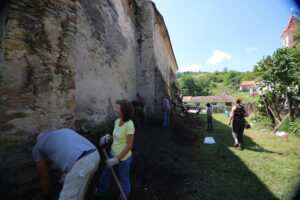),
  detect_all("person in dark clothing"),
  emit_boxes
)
[228,98,249,150]
[171,99,177,110]
[161,97,170,127]
[206,103,213,131]
[136,93,146,124]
